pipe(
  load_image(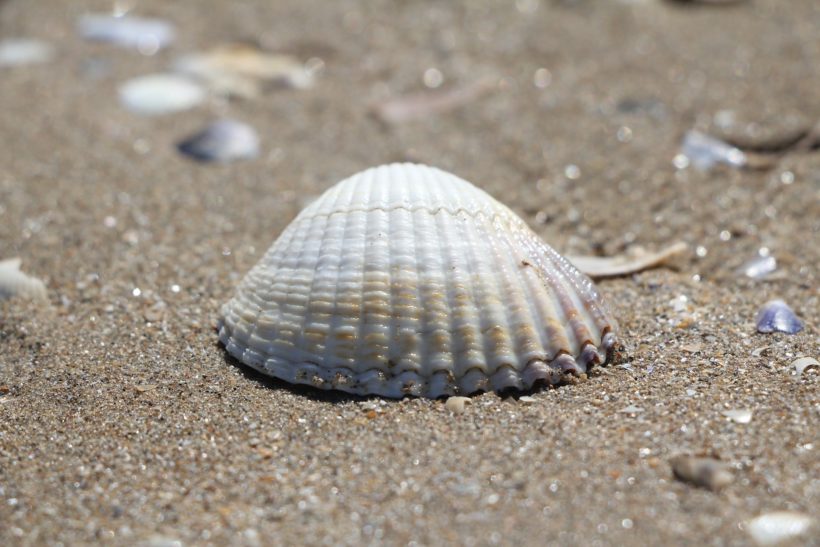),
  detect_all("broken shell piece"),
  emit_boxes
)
[0,39,54,67]
[792,357,819,379]
[177,119,259,163]
[670,455,733,491]
[78,14,174,53]
[174,43,313,99]
[745,511,815,546]
[678,130,746,171]
[0,258,47,301]
[566,242,688,278]
[372,77,496,124]
[218,163,618,398]
[737,255,777,280]
[119,74,205,115]
[722,409,752,424]
[755,299,804,334]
